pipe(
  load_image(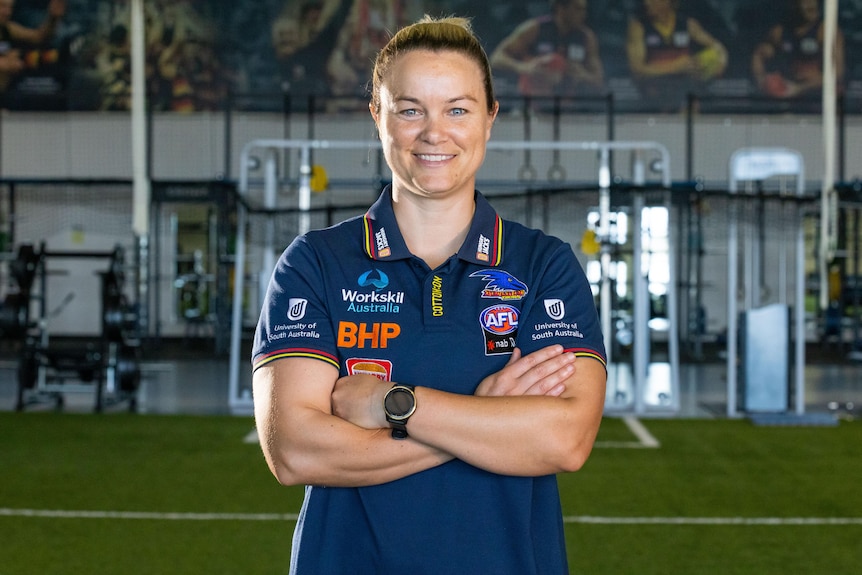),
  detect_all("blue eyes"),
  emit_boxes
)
[398,108,467,117]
